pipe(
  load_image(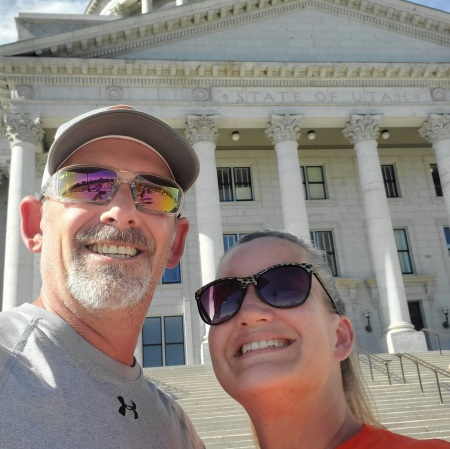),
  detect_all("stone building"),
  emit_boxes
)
[1,0,450,366]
